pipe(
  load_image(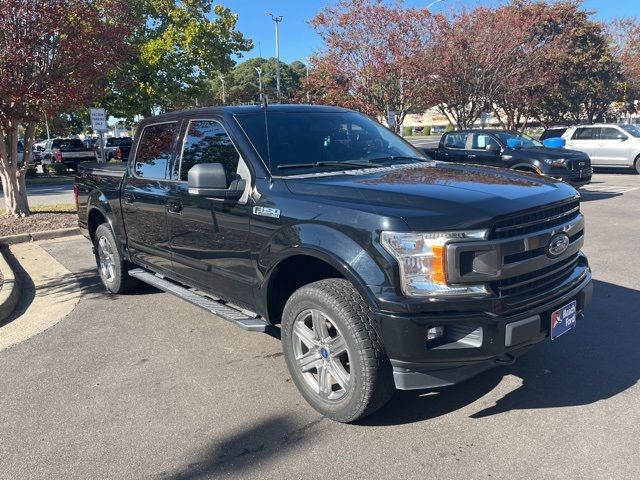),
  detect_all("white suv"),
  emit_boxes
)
[562,124,640,173]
